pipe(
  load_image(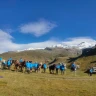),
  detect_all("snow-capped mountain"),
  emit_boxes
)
[16,48,45,52]
[54,41,96,49]
[54,42,95,49]
[15,41,96,52]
